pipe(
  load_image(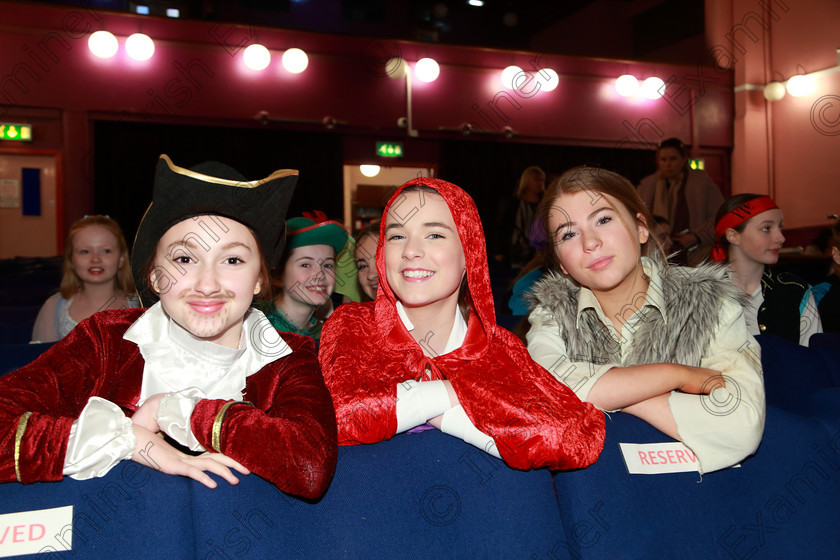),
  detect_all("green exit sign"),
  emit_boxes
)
[0,123,32,141]
[689,158,705,171]
[376,142,404,158]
